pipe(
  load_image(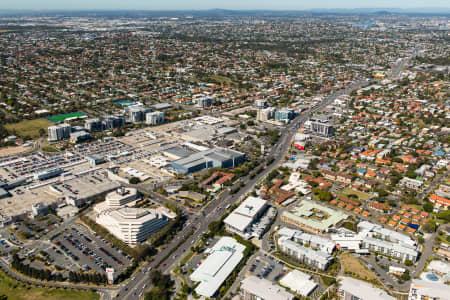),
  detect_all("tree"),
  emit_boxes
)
[404,260,413,266]
[423,202,433,213]
[423,220,437,233]
[129,177,140,184]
